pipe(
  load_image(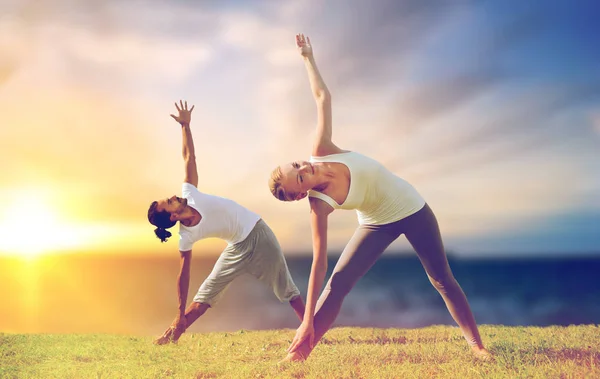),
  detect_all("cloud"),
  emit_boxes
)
[1,0,598,255]
[307,0,460,90]
[398,80,600,179]
[1,0,216,88]
[592,112,600,136]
